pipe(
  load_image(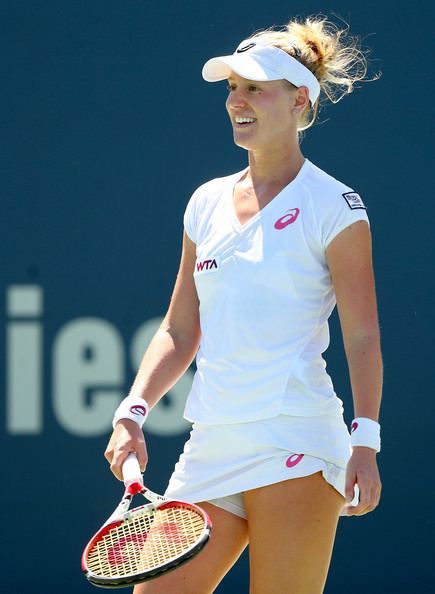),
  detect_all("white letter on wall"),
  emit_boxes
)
[6,285,43,434]
[53,318,124,436]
